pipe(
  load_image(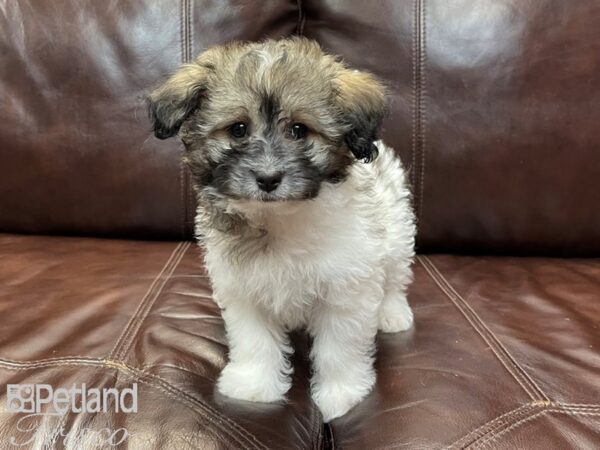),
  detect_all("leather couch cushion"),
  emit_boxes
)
[0,234,322,449]
[2,234,599,448]
[330,255,600,449]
